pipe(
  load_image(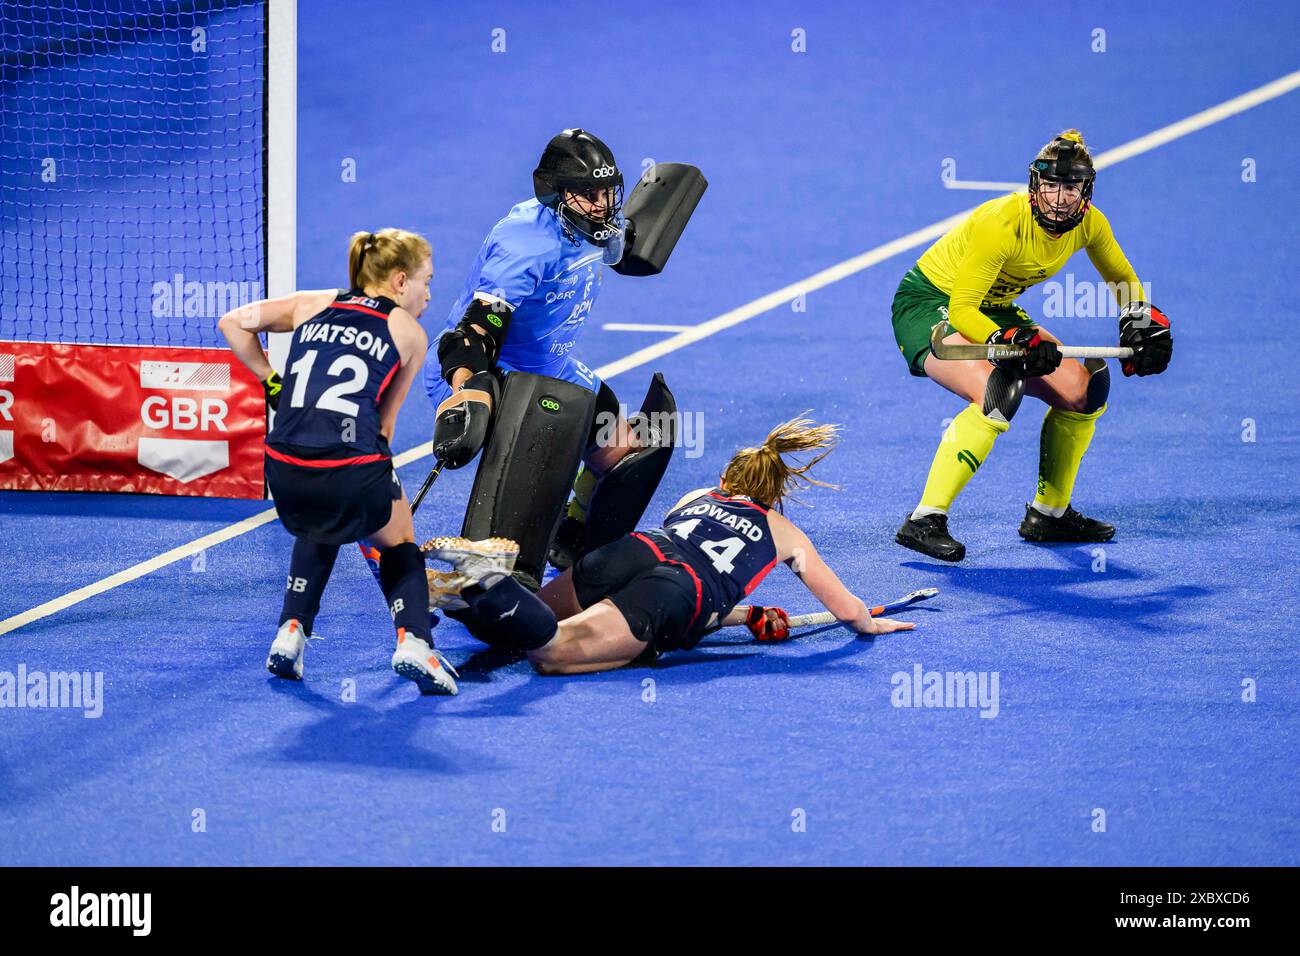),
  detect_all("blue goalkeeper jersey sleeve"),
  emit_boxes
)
[428,199,605,383]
